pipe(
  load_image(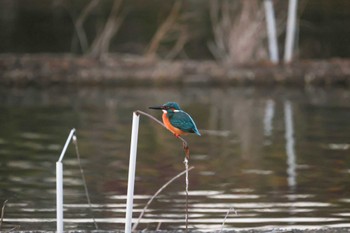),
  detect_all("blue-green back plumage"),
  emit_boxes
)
[169,111,201,135]
[163,102,201,136]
